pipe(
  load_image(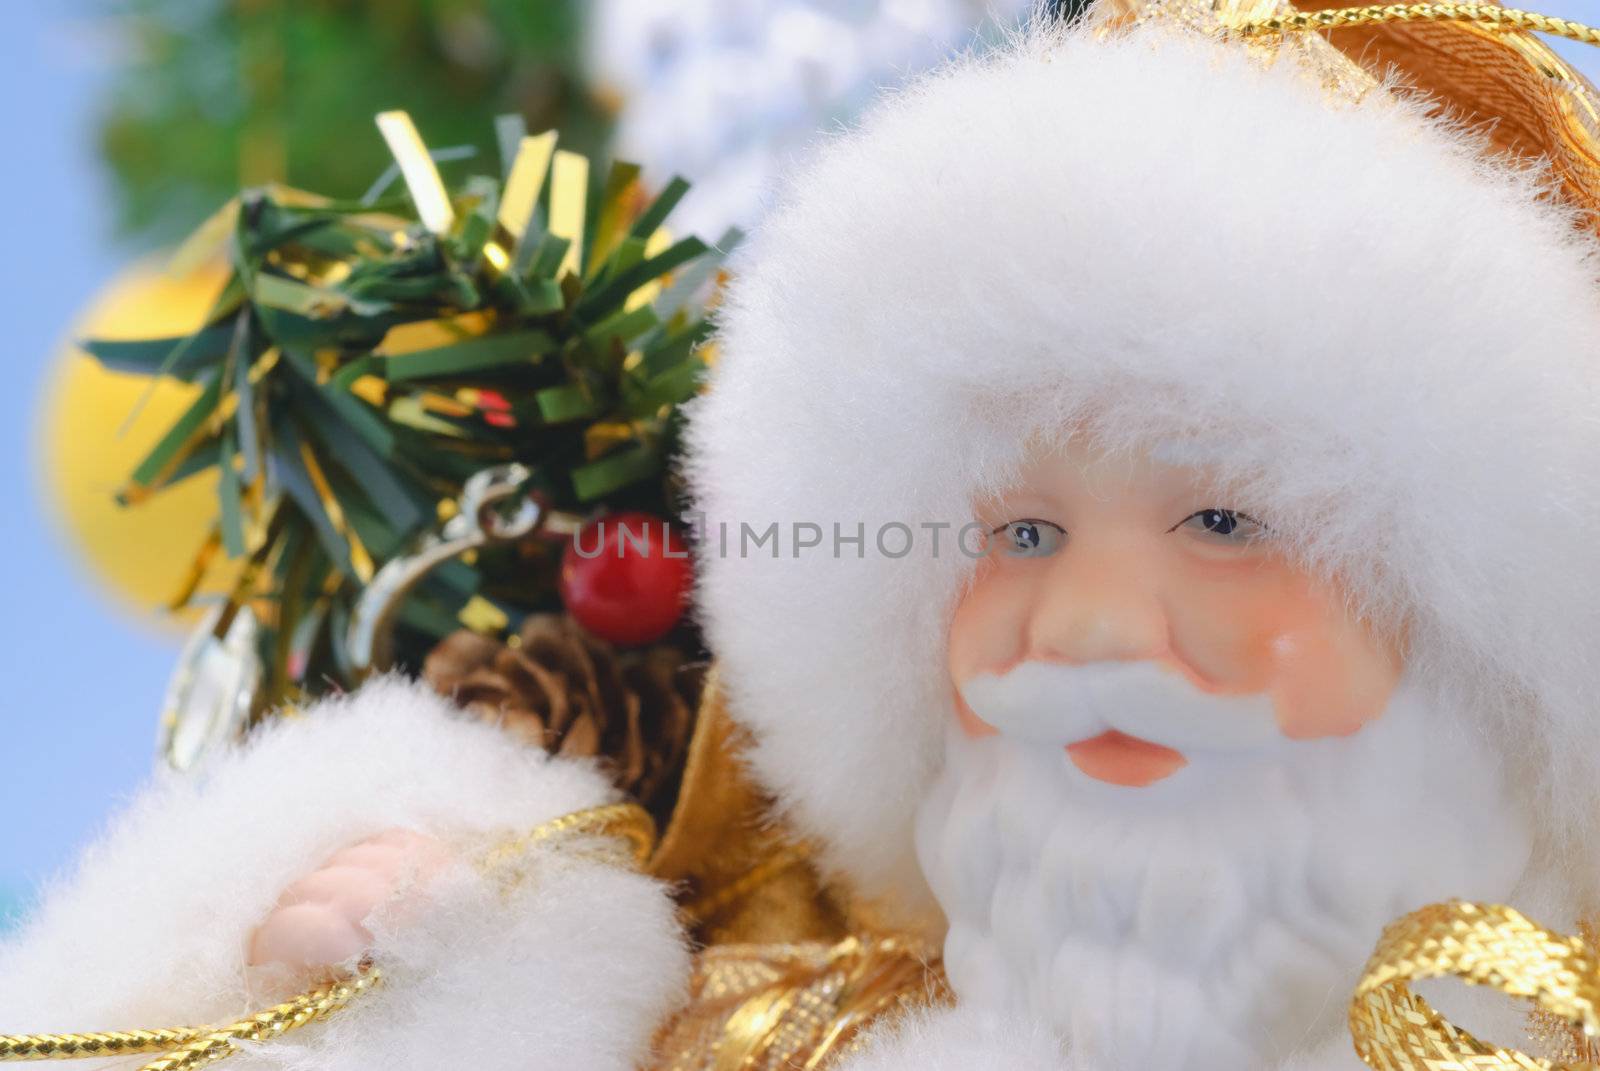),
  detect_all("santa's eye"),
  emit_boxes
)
[1176,509,1266,543]
[994,519,1066,558]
